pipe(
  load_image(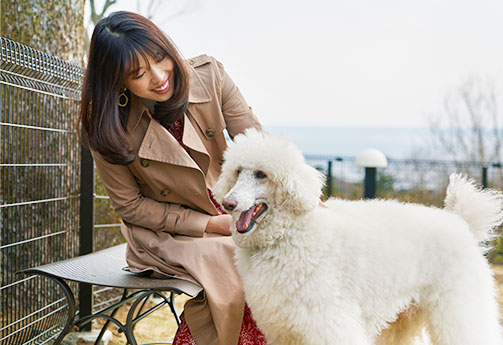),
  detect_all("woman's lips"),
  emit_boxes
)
[152,78,170,94]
